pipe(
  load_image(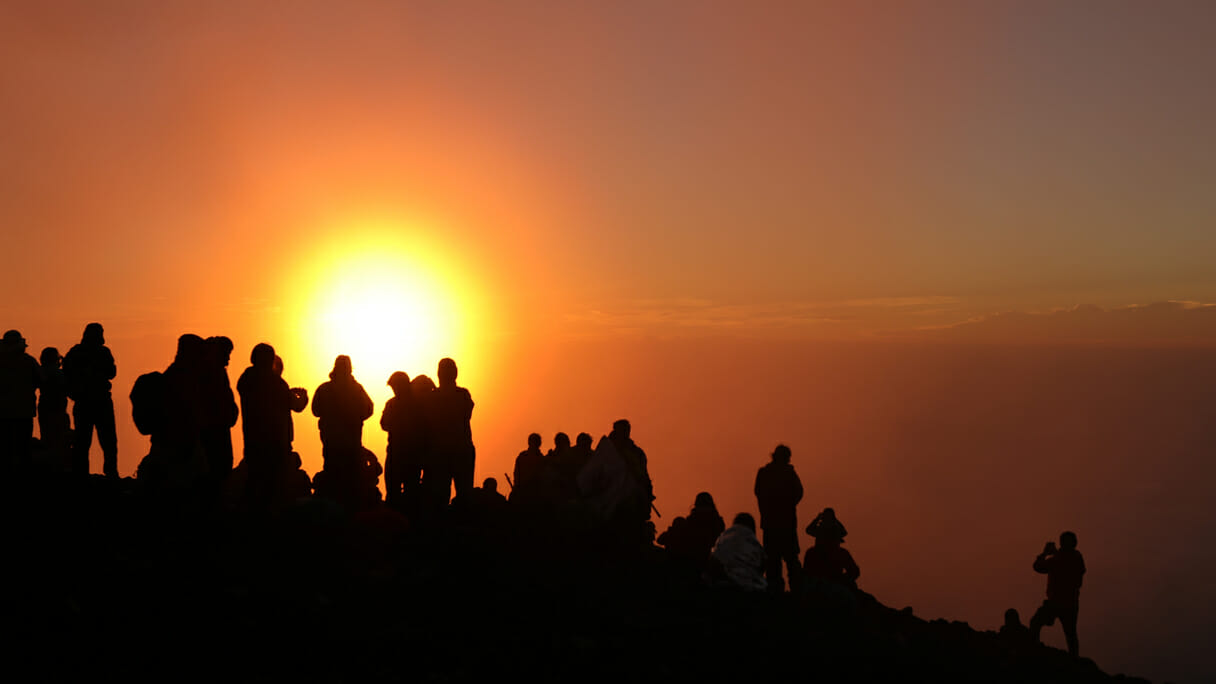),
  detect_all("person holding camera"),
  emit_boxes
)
[1029,531,1086,657]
